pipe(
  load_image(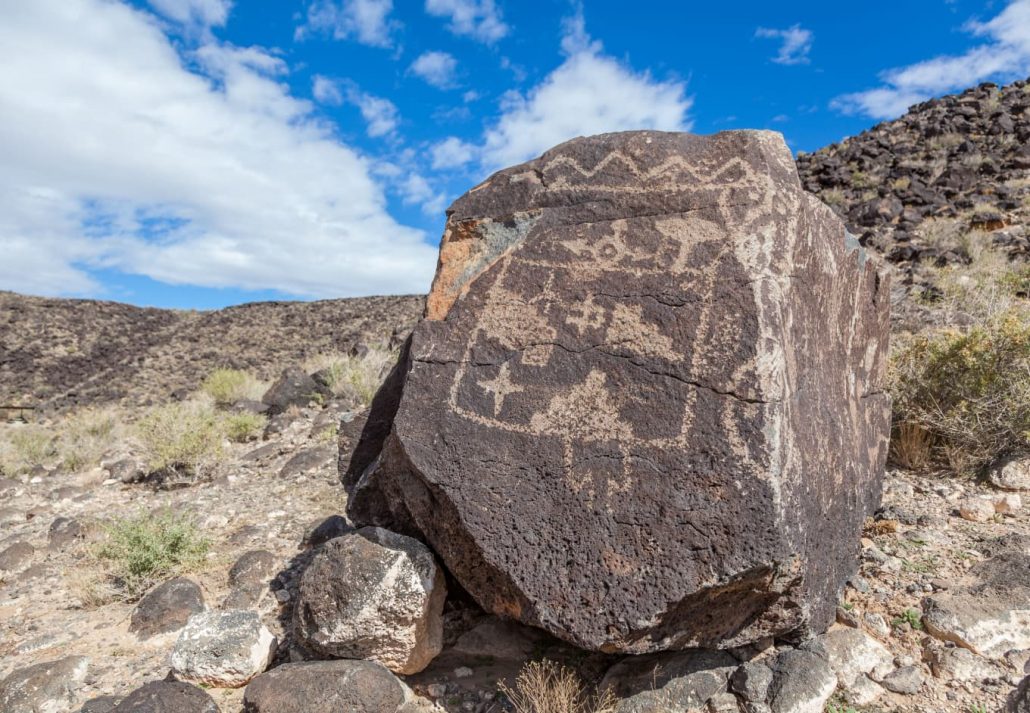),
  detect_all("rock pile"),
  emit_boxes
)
[347,130,891,653]
[796,78,1030,297]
